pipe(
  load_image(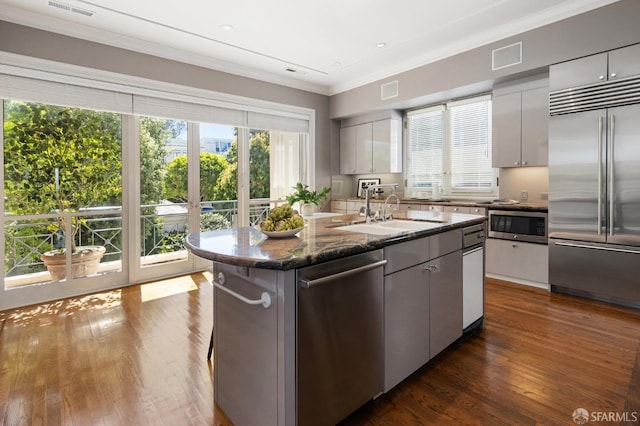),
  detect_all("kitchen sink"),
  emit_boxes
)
[335,220,442,235]
[379,220,442,230]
